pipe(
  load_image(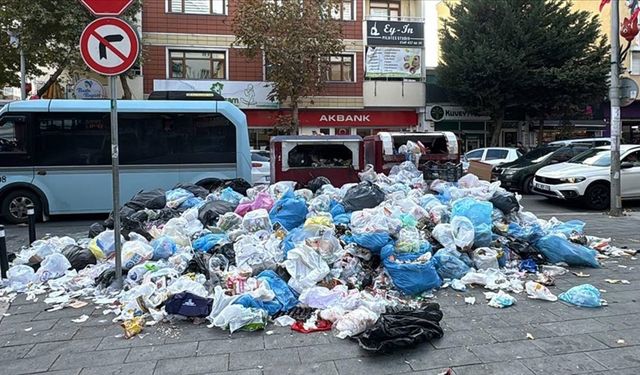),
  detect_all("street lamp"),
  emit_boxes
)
[6,24,27,100]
